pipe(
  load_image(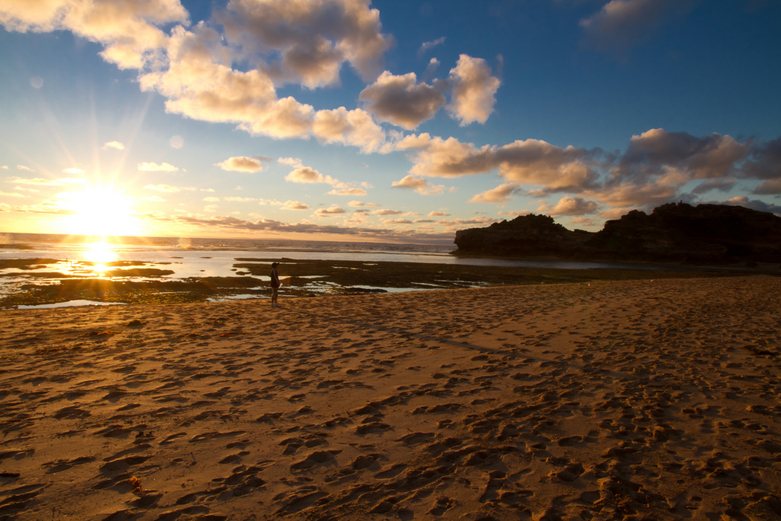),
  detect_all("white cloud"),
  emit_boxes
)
[395,128,781,214]
[102,140,125,151]
[328,186,368,196]
[538,196,599,216]
[396,133,599,193]
[283,162,366,196]
[348,200,377,208]
[0,0,189,69]
[138,161,180,173]
[437,215,497,228]
[418,36,445,57]
[618,128,747,180]
[498,146,598,192]
[7,176,84,187]
[588,174,685,209]
[395,133,490,176]
[391,175,445,195]
[139,24,387,150]
[315,205,346,217]
[447,54,501,125]
[16,164,34,172]
[0,0,64,31]
[754,178,781,195]
[580,0,697,54]
[254,198,310,211]
[215,156,264,173]
[469,183,519,203]
[285,166,331,184]
[359,71,445,130]
[373,209,404,216]
[139,24,279,127]
[743,136,781,181]
[0,201,72,215]
[220,0,390,88]
[424,57,440,79]
[239,96,315,139]
[282,200,309,210]
[312,107,385,152]
[277,157,303,167]
[151,211,453,243]
[61,167,85,175]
